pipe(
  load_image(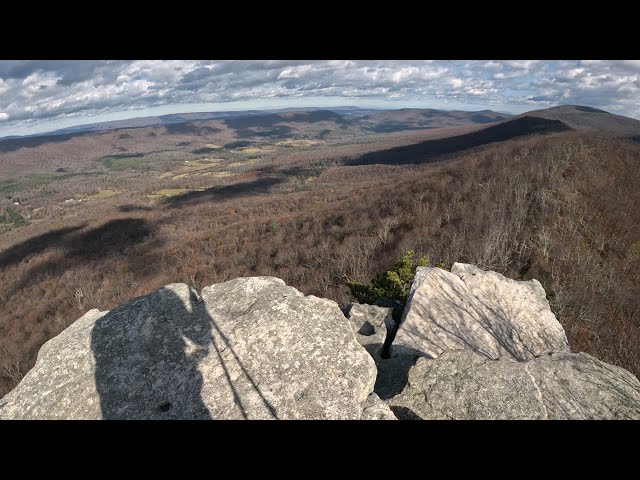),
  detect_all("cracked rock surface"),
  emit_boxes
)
[0,277,377,420]
[2,265,639,420]
[389,350,640,420]
[393,263,570,361]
